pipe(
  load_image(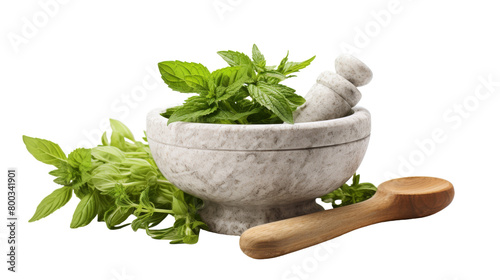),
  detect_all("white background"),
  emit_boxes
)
[1,0,499,279]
